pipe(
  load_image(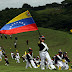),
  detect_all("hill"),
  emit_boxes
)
[0,27,72,72]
